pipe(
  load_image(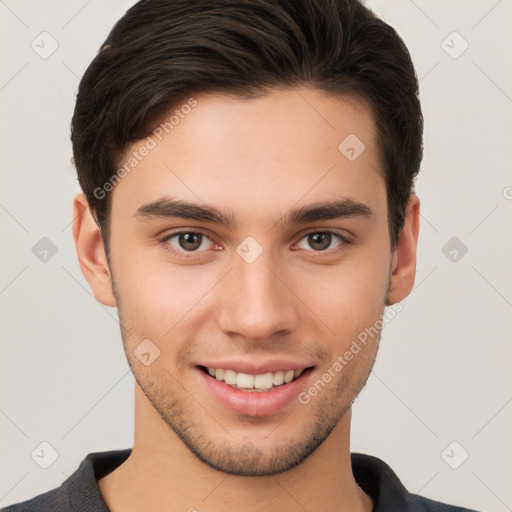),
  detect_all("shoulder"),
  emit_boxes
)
[403,493,481,512]
[351,452,482,512]
[1,449,130,512]
[1,486,70,512]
